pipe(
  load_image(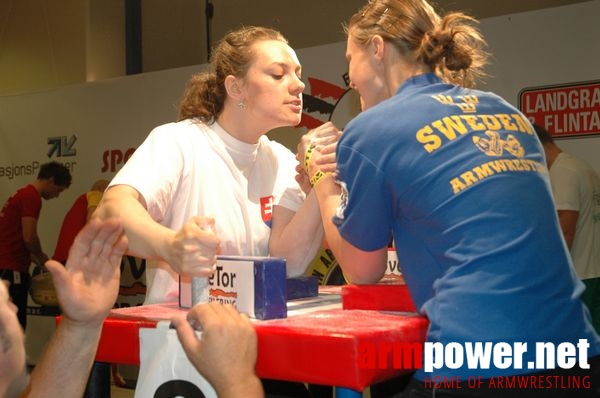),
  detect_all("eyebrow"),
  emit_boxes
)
[269,61,301,72]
